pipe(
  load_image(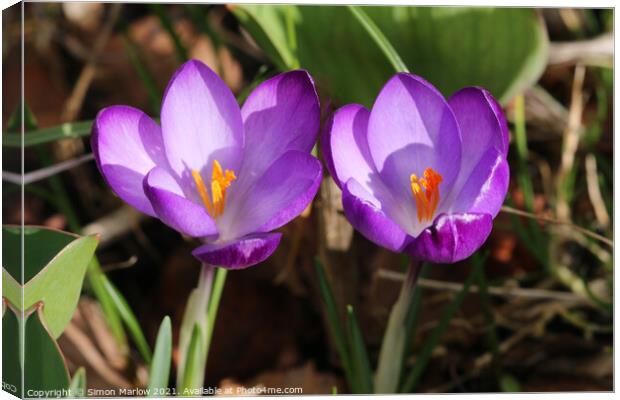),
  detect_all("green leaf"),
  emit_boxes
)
[180,324,205,396]
[7,102,38,133]
[232,5,298,70]
[234,6,548,106]
[3,225,75,283]
[24,306,71,395]
[347,5,408,73]
[2,268,21,311]
[2,306,23,398]
[314,259,355,390]
[2,226,99,338]
[400,265,478,393]
[102,278,152,363]
[471,253,500,368]
[400,263,430,385]
[500,373,522,392]
[176,272,209,391]
[205,268,227,356]
[3,120,92,148]
[68,367,87,398]
[149,4,189,62]
[121,32,162,115]
[147,316,172,396]
[346,305,373,394]
[86,265,130,355]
